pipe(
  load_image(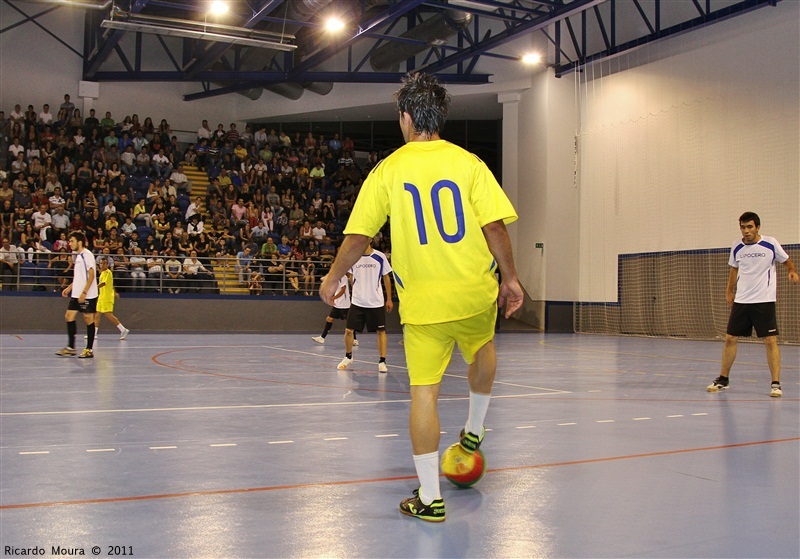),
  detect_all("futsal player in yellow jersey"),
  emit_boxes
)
[320,73,523,522]
[94,257,130,340]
